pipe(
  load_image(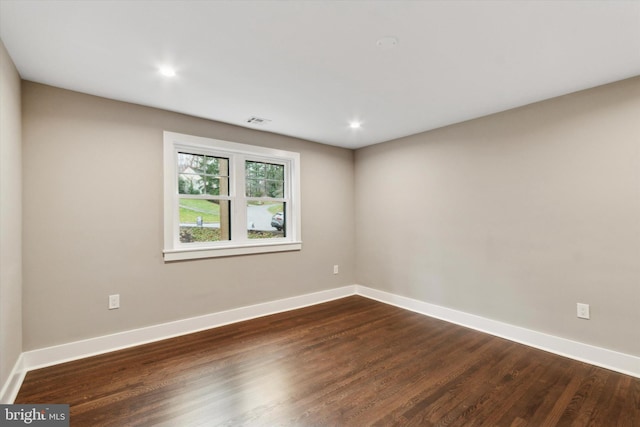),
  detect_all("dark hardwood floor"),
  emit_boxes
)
[16,296,640,426]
